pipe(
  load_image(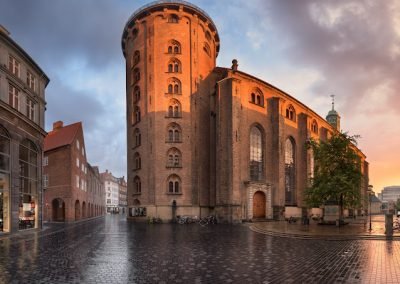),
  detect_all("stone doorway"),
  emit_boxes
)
[253,191,266,218]
[52,198,65,222]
